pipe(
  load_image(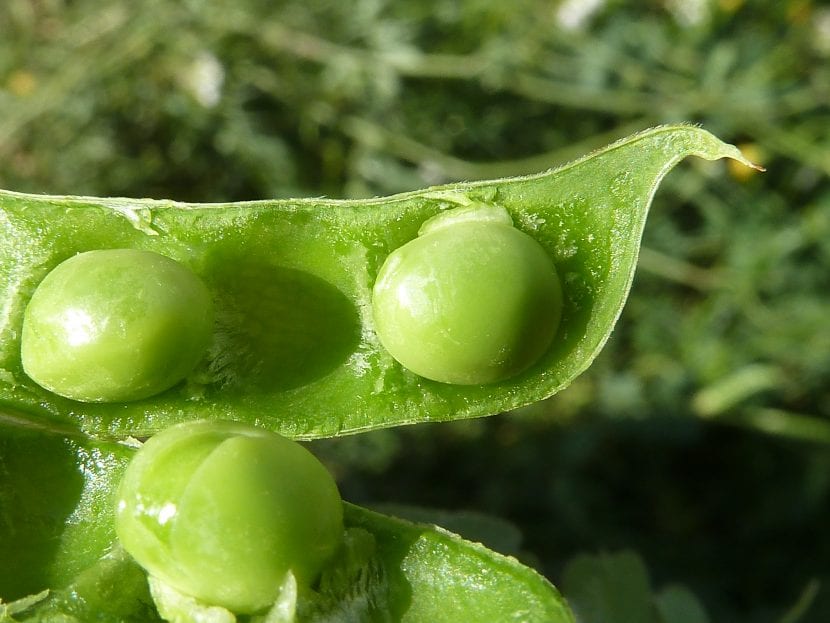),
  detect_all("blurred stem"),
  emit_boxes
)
[237,16,830,183]
[717,409,830,445]
[637,247,723,290]
[252,20,822,126]
[508,74,650,115]
[257,21,489,79]
[778,579,820,623]
[340,116,650,180]
[245,59,651,181]
[255,21,658,115]
[693,365,784,418]
[750,120,830,176]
